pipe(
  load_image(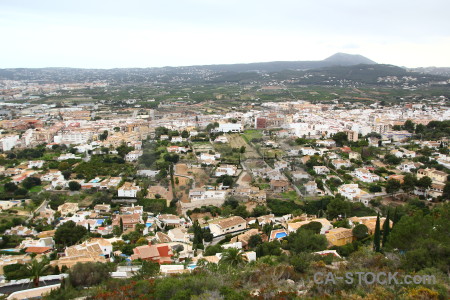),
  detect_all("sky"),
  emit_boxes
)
[1,0,450,68]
